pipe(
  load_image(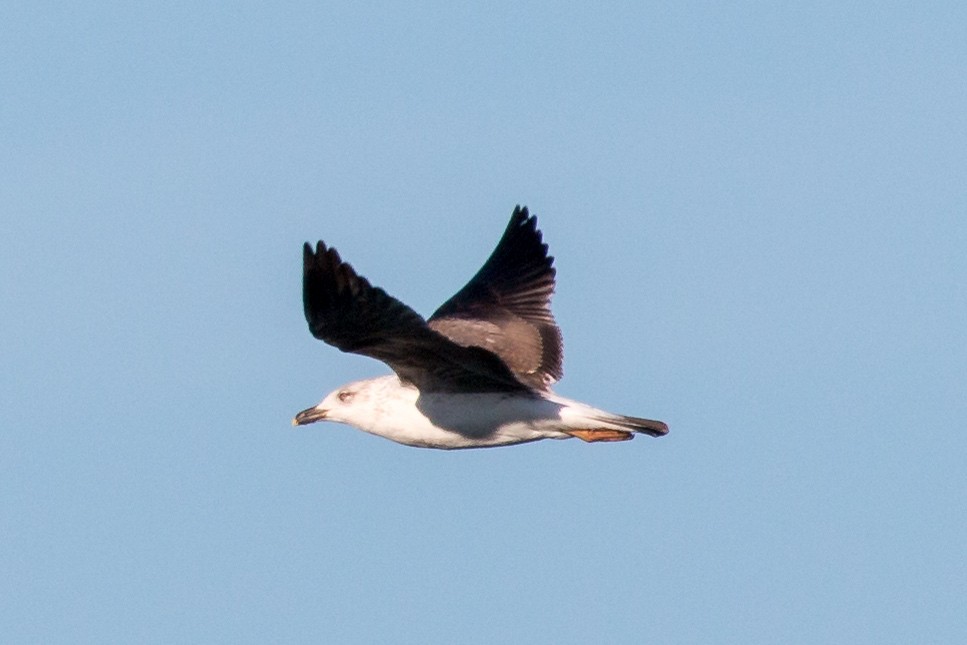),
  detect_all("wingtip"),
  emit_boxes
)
[512,204,536,227]
[303,240,326,259]
[304,240,346,270]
